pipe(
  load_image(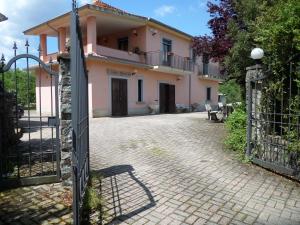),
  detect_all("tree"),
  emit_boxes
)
[2,69,36,107]
[193,0,236,62]
[219,79,242,103]
[255,0,300,80]
[193,0,280,98]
